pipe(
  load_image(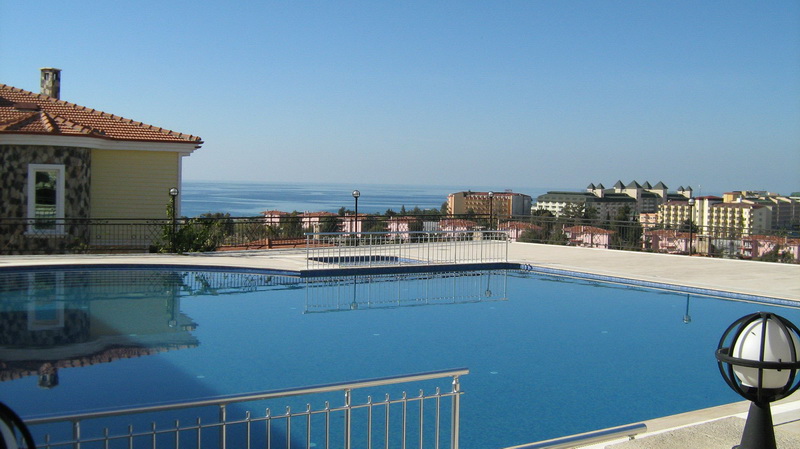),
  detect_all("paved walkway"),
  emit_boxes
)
[2,243,800,447]
[3,242,798,301]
